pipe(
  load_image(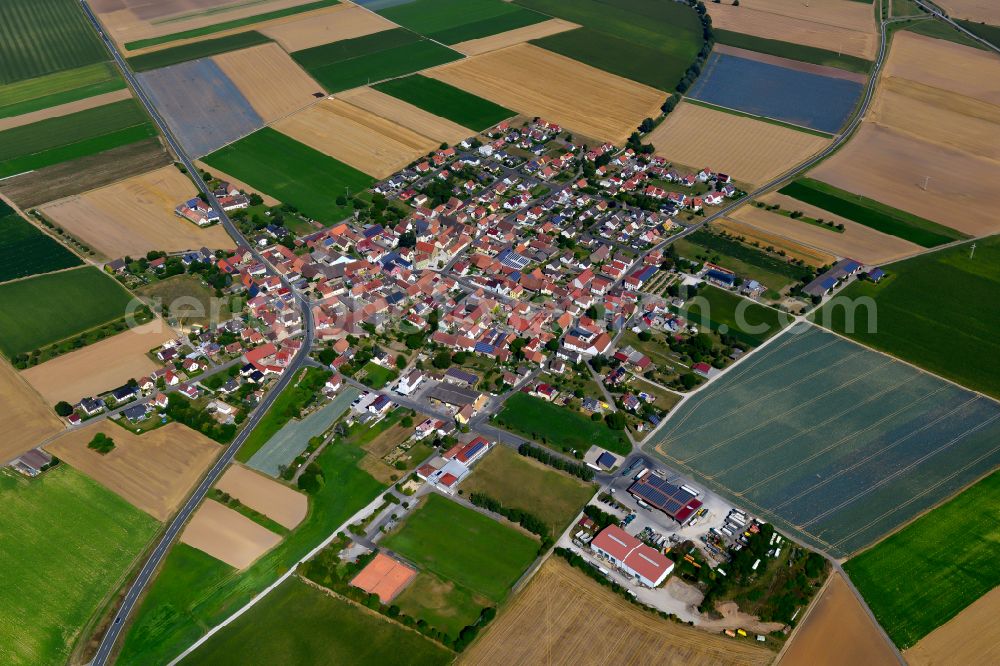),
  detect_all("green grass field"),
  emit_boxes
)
[0,201,81,283]
[817,236,1000,399]
[845,470,1000,648]
[0,466,158,665]
[382,494,538,603]
[462,445,594,537]
[0,266,135,357]
[0,62,125,119]
[779,178,965,248]
[361,362,397,390]
[517,0,704,91]
[127,31,273,72]
[497,392,630,456]
[185,577,451,665]
[393,571,487,638]
[678,285,786,346]
[0,98,156,178]
[123,0,339,50]
[291,29,462,93]
[377,0,547,44]
[714,30,873,75]
[373,75,513,131]
[204,128,373,223]
[118,443,385,665]
[0,0,108,85]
